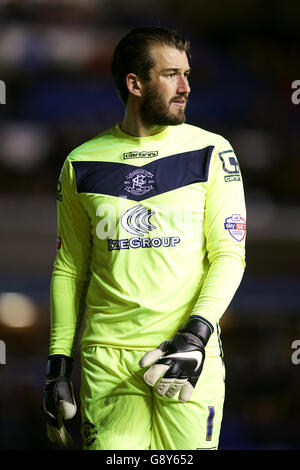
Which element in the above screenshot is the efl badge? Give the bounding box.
[224,214,246,242]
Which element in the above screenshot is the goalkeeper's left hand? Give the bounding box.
[139,316,213,402]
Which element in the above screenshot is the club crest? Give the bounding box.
[124,168,155,196]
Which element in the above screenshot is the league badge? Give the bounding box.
[224,214,246,242]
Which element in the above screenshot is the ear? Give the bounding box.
[126,73,143,98]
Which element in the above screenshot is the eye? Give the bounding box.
[165,73,176,78]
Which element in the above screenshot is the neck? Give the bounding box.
[120,101,166,137]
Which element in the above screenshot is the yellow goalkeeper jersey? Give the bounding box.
[49,122,246,358]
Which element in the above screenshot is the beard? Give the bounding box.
[140,84,188,127]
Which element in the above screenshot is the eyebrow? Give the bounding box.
[161,67,191,74]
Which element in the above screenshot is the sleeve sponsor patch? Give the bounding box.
[224,214,246,242]
[218,150,241,182]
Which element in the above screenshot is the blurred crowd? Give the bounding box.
[0,0,300,450]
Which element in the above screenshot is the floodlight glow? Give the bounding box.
[0,292,37,328]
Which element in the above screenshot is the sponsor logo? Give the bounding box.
[108,204,181,251]
[108,236,180,251]
[219,150,241,182]
[224,214,246,242]
[124,168,155,196]
[123,150,158,160]
[121,204,156,237]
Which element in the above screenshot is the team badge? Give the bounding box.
[124,168,155,196]
[224,214,246,242]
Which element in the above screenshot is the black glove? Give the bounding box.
[43,354,77,447]
[139,316,212,402]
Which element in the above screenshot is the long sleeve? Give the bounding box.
[49,157,92,357]
[191,139,246,327]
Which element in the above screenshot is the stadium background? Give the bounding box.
[0,0,300,450]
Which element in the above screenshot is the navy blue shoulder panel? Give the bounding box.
[71,146,214,201]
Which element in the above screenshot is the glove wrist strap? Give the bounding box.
[179,315,213,346]
[46,354,73,379]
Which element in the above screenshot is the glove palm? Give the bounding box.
[139,316,212,402]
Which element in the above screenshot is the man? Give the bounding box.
[43,26,246,450]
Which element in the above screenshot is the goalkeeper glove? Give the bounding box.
[139,316,213,402]
[43,354,77,447]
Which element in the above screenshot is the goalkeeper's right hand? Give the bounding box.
[43,354,77,448]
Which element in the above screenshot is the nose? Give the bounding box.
[177,75,191,95]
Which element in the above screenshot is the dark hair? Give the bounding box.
[111,26,190,104]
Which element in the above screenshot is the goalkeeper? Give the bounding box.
[43,26,246,450]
